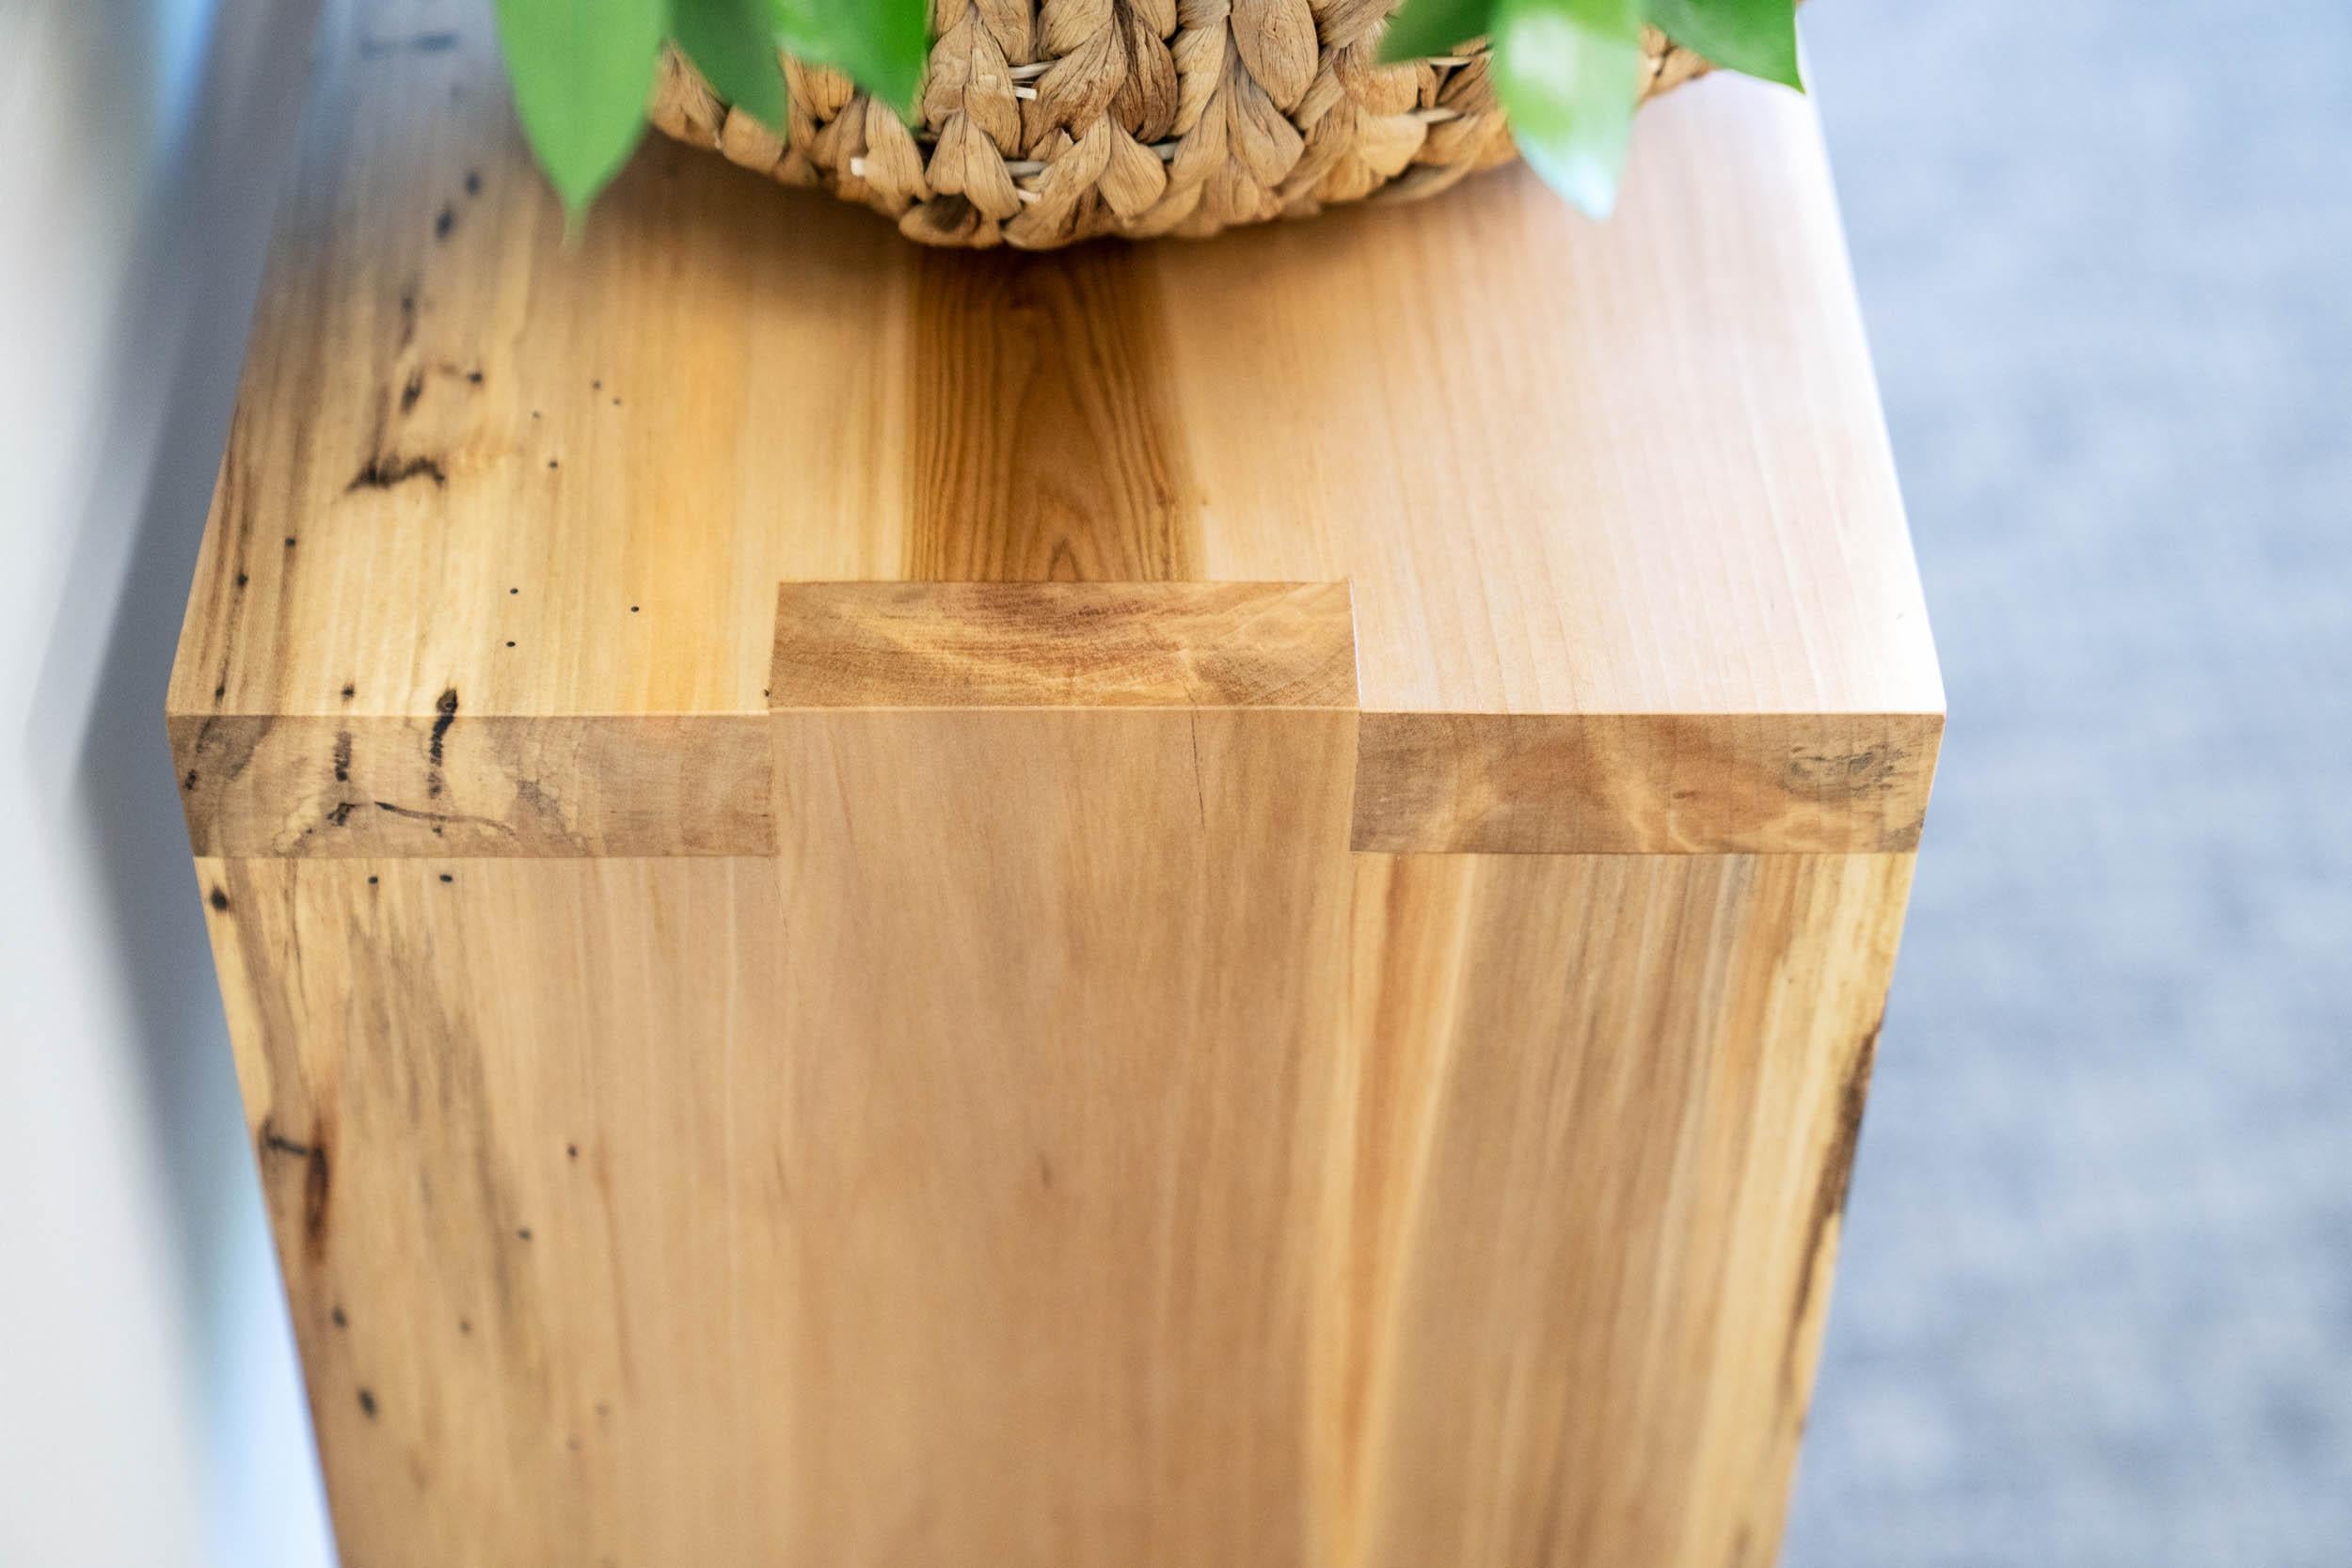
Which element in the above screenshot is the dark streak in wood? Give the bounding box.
[1780,1014,1883,1396]
[301,1137,334,1262]
[260,1117,333,1263]
[374,799,515,836]
[905,246,1199,584]
[1786,742,1908,799]
[261,1123,313,1160]
[347,454,447,491]
[426,688,457,797]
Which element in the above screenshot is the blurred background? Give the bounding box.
[1787,4,2352,1564]
[2,2,329,1566]
[2,1,2344,1565]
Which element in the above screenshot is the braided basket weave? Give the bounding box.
[645,4,1711,248]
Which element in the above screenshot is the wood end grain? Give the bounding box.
[171,713,773,858]
[1352,711,1944,855]
[770,582,1359,710]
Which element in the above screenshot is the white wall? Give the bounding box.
[0,2,332,1562]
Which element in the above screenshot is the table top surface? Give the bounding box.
[170,0,1939,739]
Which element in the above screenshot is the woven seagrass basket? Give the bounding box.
[645,4,1711,249]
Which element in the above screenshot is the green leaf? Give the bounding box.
[675,0,790,132]
[492,0,666,214]
[1378,0,1497,65]
[1490,0,1644,219]
[1641,0,1802,89]
[769,0,929,120]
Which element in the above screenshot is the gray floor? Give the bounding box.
[1783,4,2352,1564]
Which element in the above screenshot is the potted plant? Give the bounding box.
[496,0,1801,246]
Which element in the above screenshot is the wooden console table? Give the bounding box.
[173,3,1940,1562]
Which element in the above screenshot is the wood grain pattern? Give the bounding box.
[167,0,1940,857]
[1336,852,1911,1568]
[905,248,1201,582]
[764,697,1358,1561]
[197,845,1910,1568]
[1354,710,1943,854]
[771,581,1357,709]
[763,585,1358,1568]
[172,713,772,857]
[202,857,793,1568]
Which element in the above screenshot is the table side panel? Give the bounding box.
[200,843,1912,1568]
[1341,850,1914,1568]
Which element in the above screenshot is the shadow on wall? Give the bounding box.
[16,0,333,1563]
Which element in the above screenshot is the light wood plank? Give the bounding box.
[199,844,1910,1568]
[167,0,1939,857]
[1336,851,1912,1568]
[202,856,794,1567]
[760,576,1360,1559]
[764,704,1358,1560]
